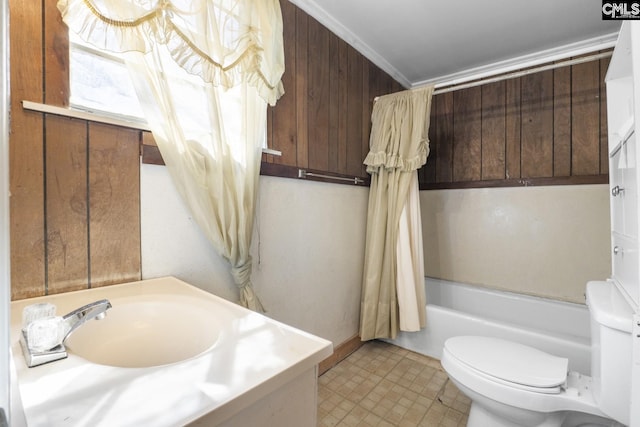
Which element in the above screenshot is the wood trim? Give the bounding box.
[143,155,606,190]
[259,162,300,179]
[420,174,608,190]
[318,335,363,376]
[141,133,164,166]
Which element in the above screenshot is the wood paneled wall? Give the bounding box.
[9,0,141,300]
[420,54,611,189]
[9,0,401,299]
[262,0,403,182]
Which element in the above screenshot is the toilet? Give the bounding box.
[441,280,633,427]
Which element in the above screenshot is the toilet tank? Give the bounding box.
[586,280,633,426]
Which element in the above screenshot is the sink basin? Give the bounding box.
[64,295,221,368]
[11,277,334,427]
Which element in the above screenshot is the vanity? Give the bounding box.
[606,21,640,426]
[9,277,333,426]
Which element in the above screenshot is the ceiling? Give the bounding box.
[289,0,622,88]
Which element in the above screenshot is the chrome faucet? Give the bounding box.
[20,299,112,368]
[61,299,113,341]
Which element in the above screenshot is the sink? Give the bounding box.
[64,295,221,368]
[11,277,333,427]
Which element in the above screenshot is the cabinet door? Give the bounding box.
[610,133,638,237]
[612,232,639,303]
[623,133,638,238]
[610,132,640,306]
[611,146,625,234]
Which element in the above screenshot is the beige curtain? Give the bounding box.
[360,85,433,340]
[396,173,426,331]
[58,0,285,311]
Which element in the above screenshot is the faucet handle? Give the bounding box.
[23,316,65,352]
[21,302,56,328]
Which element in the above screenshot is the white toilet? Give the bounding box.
[441,280,633,427]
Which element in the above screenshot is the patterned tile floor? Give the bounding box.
[318,340,471,427]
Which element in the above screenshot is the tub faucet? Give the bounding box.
[20,299,112,368]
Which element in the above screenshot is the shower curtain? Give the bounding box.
[360,85,433,340]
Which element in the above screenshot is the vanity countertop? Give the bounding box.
[10,277,333,426]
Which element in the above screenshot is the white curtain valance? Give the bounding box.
[363,86,432,173]
[57,0,285,105]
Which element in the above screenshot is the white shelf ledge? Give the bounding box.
[22,100,282,157]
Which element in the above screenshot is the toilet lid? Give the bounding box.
[444,336,569,389]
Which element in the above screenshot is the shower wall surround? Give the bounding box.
[421,185,611,303]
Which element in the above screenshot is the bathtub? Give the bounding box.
[386,277,592,374]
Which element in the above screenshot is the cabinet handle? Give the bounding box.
[612,185,625,197]
[614,246,622,255]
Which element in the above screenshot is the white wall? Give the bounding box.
[421,185,611,303]
[141,165,368,346]
[142,160,611,345]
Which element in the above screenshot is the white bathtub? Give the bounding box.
[386,277,592,374]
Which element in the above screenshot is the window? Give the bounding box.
[69,32,269,152]
[69,32,145,123]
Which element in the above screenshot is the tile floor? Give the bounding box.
[318,340,471,427]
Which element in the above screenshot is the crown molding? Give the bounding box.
[413,32,620,89]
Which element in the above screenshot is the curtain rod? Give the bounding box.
[431,51,612,95]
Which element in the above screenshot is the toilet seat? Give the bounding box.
[444,336,569,394]
[442,335,611,419]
